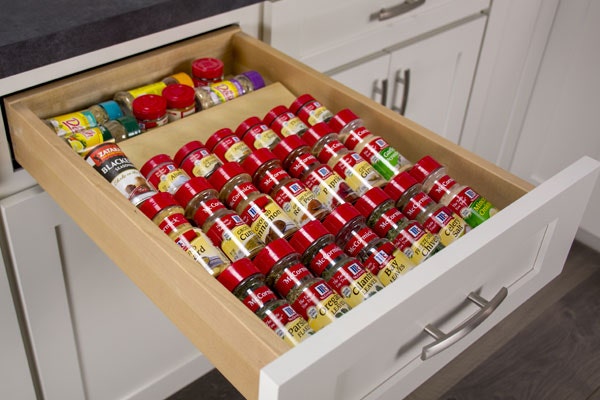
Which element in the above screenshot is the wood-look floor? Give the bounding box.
[167,241,600,400]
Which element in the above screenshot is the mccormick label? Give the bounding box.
[326,260,382,308]
[343,227,380,257]
[183,149,221,179]
[274,112,308,137]
[273,180,324,226]
[359,138,409,180]
[174,228,228,276]
[213,136,251,163]
[226,181,258,209]
[391,221,442,264]
[361,241,413,286]
[324,146,383,196]
[262,303,314,346]
[240,195,297,243]
[146,164,189,194]
[303,164,354,209]
[420,207,467,247]
[257,167,289,194]
[299,101,333,125]
[206,213,263,261]
[244,124,280,150]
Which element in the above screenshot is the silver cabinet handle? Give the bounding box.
[421,287,508,360]
[375,0,426,21]
[391,69,410,115]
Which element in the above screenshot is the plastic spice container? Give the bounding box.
[103,115,143,142]
[254,239,350,331]
[207,162,298,243]
[303,122,386,196]
[114,72,193,113]
[66,126,114,156]
[289,94,333,126]
[385,171,468,247]
[235,116,281,151]
[162,84,196,121]
[329,109,411,180]
[140,154,191,195]
[263,105,309,138]
[132,94,169,131]
[174,176,219,219]
[194,70,265,110]
[272,134,359,209]
[217,258,314,346]
[409,156,499,228]
[241,148,329,226]
[354,187,443,265]
[322,203,415,286]
[191,57,224,87]
[173,140,223,179]
[290,221,383,308]
[206,128,253,164]
[46,100,123,137]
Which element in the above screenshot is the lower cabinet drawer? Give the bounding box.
[5,25,599,400]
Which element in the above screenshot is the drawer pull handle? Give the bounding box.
[376,0,426,21]
[421,287,508,360]
[391,69,410,115]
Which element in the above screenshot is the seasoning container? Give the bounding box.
[207,162,298,243]
[85,142,156,206]
[174,176,218,220]
[409,156,499,228]
[102,115,143,142]
[385,171,468,247]
[235,116,281,151]
[206,128,253,164]
[139,191,229,276]
[289,94,333,126]
[263,105,309,138]
[322,203,415,286]
[254,239,351,331]
[141,154,191,195]
[46,100,123,137]
[354,187,444,265]
[132,94,169,132]
[194,70,265,110]
[303,122,386,196]
[162,84,196,122]
[173,140,223,180]
[241,148,329,227]
[114,72,194,113]
[218,258,314,346]
[191,57,224,87]
[290,221,383,308]
[272,134,359,209]
[66,126,114,156]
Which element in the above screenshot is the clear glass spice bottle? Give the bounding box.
[289,94,334,126]
[303,122,387,196]
[289,220,383,308]
[263,105,309,138]
[140,153,191,195]
[254,238,351,331]
[322,203,415,286]
[217,258,314,346]
[194,70,265,111]
[385,171,468,247]
[102,115,143,142]
[191,57,224,87]
[409,156,499,228]
[241,148,329,226]
[206,127,253,164]
[354,187,444,265]
[114,72,194,113]
[132,94,169,132]
[207,162,298,243]
[272,134,359,209]
[162,83,196,121]
[173,140,223,180]
[235,116,281,151]
[46,100,124,137]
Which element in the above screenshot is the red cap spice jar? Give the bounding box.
[132,94,169,131]
[173,140,223,180]
[385,171,468,247]
[263,105,309,138]
[173,176,218,220]
[322,203,415,285]
[191,57,224,87]
[235,116,281,151]
[218,258,314,346]
[289,221,382,308]
[354,187,443,265]
[289,94,333,126]
[162,83,196,122]
[254,238,350,331]
[206,127,252,163]
[409,155,498,228]
[140,153,191,195]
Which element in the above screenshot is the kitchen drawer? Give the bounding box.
[4,25,599,400]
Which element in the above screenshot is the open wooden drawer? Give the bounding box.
[5,25,599,400]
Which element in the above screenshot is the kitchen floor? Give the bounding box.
[167,241,600,400]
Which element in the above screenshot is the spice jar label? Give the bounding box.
[334,153,382,196]
[292,281,350,331]
[208,80,244,103]
[250,126,280,150]
[128,82,167,99]
[48,110,98,136]
[240,195,297,243]
[422,208,466,247]
[304,166,354,210]
[243,285,279,312]
[154,168,189,194]
[273,181,325,226]
[328,261,382,308]
[304,103,333,126]
[175,229,229,276]
[223,141,252,163]
[263,304,314,346]
[344,227,380,257]
[391,221,441,264]
[206,214,264,261]
[191,153,222,178]
[279,115,308,137]
[360,138,405,180]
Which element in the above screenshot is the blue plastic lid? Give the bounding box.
[99,100,124,120]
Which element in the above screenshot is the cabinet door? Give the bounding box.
[329,53,391,105]
[0,187,212,400]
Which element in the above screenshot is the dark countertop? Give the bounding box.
[0,0,262,79]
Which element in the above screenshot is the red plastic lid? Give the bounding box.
[132,94,167,120]
[205,128,235,152]
[321,203,363,235]
[353,187,394,218]
[173,140,206,167]
[302,122,334,148]
[288,220,332,255]
[191,57,224,79]
[140,153,175,178]
[138,191,180,219]
[234,116,263,139]
[263,105,289,127]
[162,84,195,108]
[271,134,309,162]
[253,238,297,275]
[409,155,443,183]
[384,171,419,202]
[173,176,215,208]
[328,108,360,133]
[289,94,315,115]
[217,258,259,292]
[207,162,248,192]
[240,148,279,177]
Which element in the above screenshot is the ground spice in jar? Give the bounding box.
[191,57,224,87]
[162,83,196,121]
[140,154,191,195]
[263,105,309,138]
[173,140,223,180]
[102,115,143,142]
[217,258,314,346]
[114,72,193,113]
[46,100,123,137]
[289,94,333,126]
[235,116,281,151]
[132,94,169,131]
[206,128,253,164]
[290,220,383,308]
[254,238,351,331]
[194,71,265,110]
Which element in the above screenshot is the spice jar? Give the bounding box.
[46,100,123,137]
[409,156,499,228]
[272,134,359,209]
[140,154,191,195]
[290,221,383,308]
[132,94,169,131]
[235,116,281,151]
[385,171,468,247]
[289,94,333,126]
[194,70,265,110]
[173,140,223,180]
[113,72,193,113]
[241,148,329,226]
[102,115,143,142]
[217,258,314,346]
[354,187,444,265]
[174,176,219,220]
[191,57,224,87]
[66,126,114,156]
[263,105,309,138]
[162,84,196,121]
[254,239,350,331]
[207,162,298,243]
[206,128,253,164]
[322,203,415,286]
[303,122,386,196]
